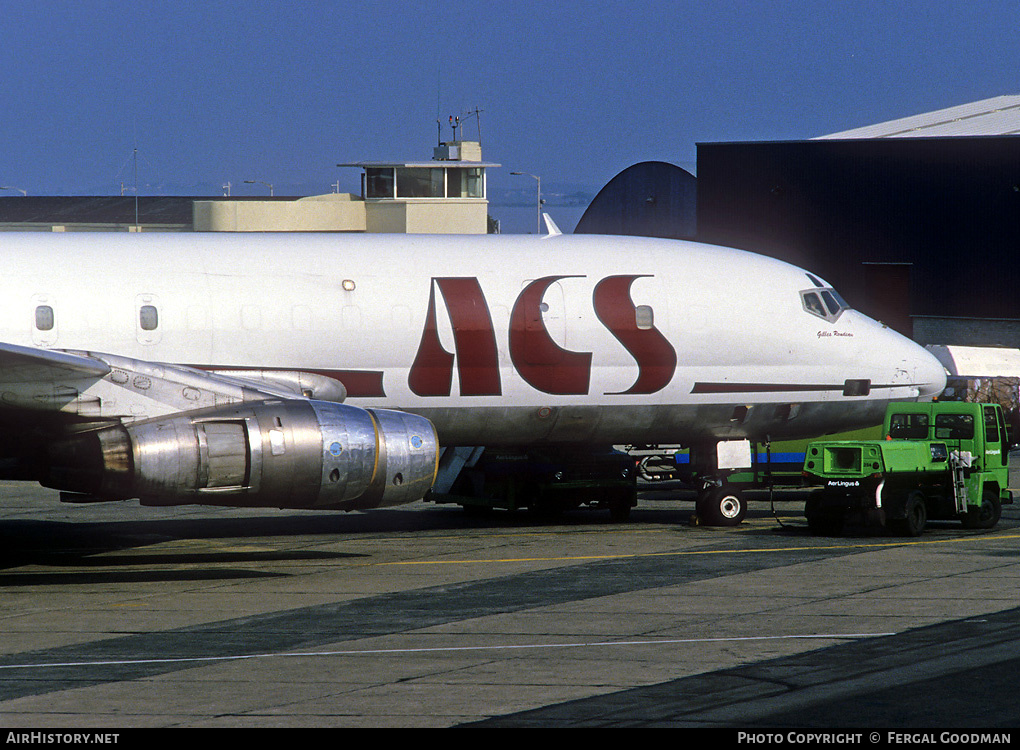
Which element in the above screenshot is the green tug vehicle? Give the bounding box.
[802,401,1012,536]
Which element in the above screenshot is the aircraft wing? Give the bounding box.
[0,341,112,383]
[0,341,355,423]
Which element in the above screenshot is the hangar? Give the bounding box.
[573,161,697,239]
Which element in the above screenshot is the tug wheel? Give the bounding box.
[890,491,927,537]
[805,492,844,536]
[962,489,1001,530]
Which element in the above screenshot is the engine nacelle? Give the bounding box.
[43,400,438,510]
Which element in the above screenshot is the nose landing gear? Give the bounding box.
[695,483,747,526]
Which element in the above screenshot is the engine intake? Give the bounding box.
[43,400,438,510]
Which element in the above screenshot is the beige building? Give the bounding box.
[194,140,498,234]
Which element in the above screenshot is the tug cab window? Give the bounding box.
[935,414,974,440]
[984,406,1004,444]
[889,413,929,439]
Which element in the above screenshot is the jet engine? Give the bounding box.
[42,400,438,510]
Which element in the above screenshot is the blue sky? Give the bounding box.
[1,1,1017,230]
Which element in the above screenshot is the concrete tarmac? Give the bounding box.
[1,481,1019,728]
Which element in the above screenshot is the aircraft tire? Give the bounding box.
[697,486,746,526]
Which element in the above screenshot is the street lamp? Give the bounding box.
[510,171,541,234]
[244,179,274,196]
[0,186,27,196]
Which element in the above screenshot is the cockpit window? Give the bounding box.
[803,292,825,317]
[820,291,841,316]
[800,283,849,323]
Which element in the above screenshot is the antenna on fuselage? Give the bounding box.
[542,213,562,237]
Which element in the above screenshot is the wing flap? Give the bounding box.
[205,369,347,402]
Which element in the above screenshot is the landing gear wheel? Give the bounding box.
[889,491,927,537]
[697,485,747,527]
[962,489,1002,530]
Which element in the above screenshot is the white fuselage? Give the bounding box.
[0,232,945,446]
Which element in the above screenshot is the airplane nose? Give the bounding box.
[850,312,947,399]
[918,348,947,397]
[910,342,948,398]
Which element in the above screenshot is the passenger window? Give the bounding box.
[35,305,54,331]
[139,305,158,331]
[635,305,653,330]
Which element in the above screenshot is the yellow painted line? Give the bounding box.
[343,528,673,544]
[371,531,1020,567]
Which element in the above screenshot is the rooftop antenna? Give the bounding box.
[130,117,139,230]
[115,136,157,230]
[133,145,139,230]
[461,106,484,144]
[436,59,443,146]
